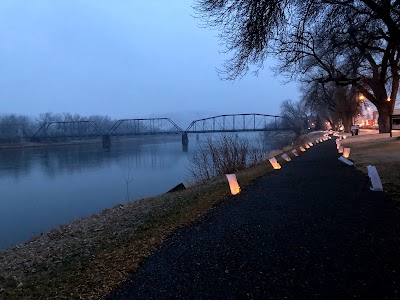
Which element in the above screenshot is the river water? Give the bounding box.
[0,136,193,249]
[0,133,287,249]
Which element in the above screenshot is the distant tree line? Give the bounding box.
[195,0,400,133]
[0,113,183,143]
[0,113,116,143]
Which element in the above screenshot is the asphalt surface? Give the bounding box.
[106,138,400,299]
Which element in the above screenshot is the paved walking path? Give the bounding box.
[107,139,400,299]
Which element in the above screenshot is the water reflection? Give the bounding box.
[0,137,189,249]
[0,138,185,179]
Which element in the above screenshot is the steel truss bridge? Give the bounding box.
[31,121,104,141]
[106,118,182,136]
[1,114,292,146]
[185,114,287,133]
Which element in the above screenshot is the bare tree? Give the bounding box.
[195,0,400,132]
[301,81,361,132]
[280,99,310,136]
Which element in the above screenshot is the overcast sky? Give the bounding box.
[0,0,299,124]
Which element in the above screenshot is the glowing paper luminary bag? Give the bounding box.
[343,148,351,158]
[308,142,313,147]
[269,157,282,169]
[281,153,291,162]
[300,146,306,152]
[291,149,299,157]
[305,144,310,149]
[338,146,344,153]
[226,174,240,195]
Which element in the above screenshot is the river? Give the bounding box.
[0,133,287,249]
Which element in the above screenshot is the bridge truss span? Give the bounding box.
[31,121,104,140]
[185,113,289,133]
[106,118,183,136]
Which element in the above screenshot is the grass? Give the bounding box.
[341,130,400,203]
[0,145,299,300]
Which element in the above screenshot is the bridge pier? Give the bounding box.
[182,132,189,152]
[102,135,111,148]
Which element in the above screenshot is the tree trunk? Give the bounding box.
[377,103,392,133]
[342,116,352,133]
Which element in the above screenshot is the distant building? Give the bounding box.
[360,108,400,128]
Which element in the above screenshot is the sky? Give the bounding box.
[0,0,299,126]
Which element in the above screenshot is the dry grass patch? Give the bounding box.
[341,132,400,202]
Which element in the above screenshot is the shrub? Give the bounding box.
[188,134,266,181]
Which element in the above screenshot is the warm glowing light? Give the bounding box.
[226,174,240,195]
[387,97,391,102]
[308,142,313,146]
[269,157,282,169]
[358,95,365,101]
[281,153,291,162]
[305,144,310,149]
[300,147,306,152]
[343,148,351,158]
[338,146,344,153]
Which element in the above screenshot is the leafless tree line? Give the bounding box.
[0,112,116,142]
